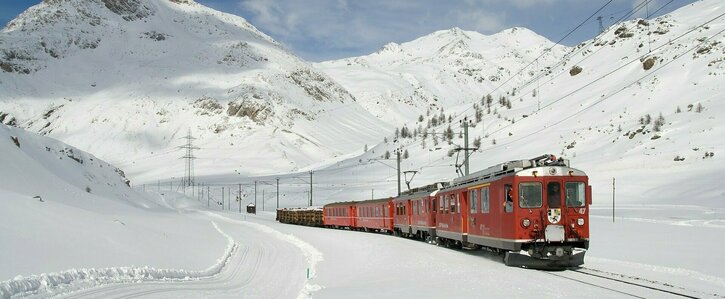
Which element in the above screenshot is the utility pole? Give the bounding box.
[463,117,470,175]
[207,186,210,207]
[238,183,242,213]
[457,117,476,176]
[612,177,616,223]
[597,15,604,33]
[254,181,257,208]
[276,178,280,210]
[179,128,199,187]
[396,148,401,196]
[309,171,313,207]
[222,186,225,210]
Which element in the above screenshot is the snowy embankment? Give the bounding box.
[0,222,236,298]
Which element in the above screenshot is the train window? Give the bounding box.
[470,189,478,213]
[413,201,418,215]
[547,182,562,208]
[482,187,490,213]
[450,195,457,214]
[519,182,543,208]
[565,182,586,207]
[504,184,513,213]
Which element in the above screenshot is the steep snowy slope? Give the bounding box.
[0,0,387,182]
[0,123,228,283]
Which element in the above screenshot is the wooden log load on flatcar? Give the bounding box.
[276,208,323,227]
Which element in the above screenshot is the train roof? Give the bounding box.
[323,197,392,208]
[442,154,585,190]
[395,182,447,201]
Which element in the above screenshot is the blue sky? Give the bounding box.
[1,0,696,61]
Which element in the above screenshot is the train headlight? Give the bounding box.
[577,218,585,226]
[522,218,531,227]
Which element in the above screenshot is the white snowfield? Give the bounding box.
[4,208,724,298]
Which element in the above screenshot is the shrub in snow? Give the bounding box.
[643,57,657,70]
[569,66,582,76]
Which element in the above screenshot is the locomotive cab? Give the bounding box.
[505,161,591,269]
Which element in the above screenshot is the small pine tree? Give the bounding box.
[384,137,388,143]
[418,114,424,122]
[675,106,681,113]
[653,113,665,132]
[364,144,368,152]
[445,125,454,142]
[403,149,409,159]
[617,125,622,132]
[433,131,439,146]
[473,137,481,149]
[492,138,497,145]
[384,150,391,159]
[696,103,704,113]
[395,128,400,139]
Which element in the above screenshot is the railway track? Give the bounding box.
[542,267,723,298]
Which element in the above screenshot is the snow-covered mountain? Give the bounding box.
[317,26,569,121]
[307,0,725,207]
[0,0,387,182]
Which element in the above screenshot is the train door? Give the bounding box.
[351,205,357,228]
[500,183,515,239]
[460,191,469,235]
[545,180,563,226]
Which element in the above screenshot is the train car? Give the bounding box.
[436,154,591,268]
[323,201,356,229]
[392,183,446,241]
[354,198,394,233]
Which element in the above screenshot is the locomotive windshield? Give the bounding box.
[565,182,586,207]
[518,182,542,208]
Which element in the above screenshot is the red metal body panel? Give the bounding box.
[393,193,436,236]
[353,198,394,232]
[436,167,590,252]
[323,202,355,228]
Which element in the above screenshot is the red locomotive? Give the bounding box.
[319,154,591,269]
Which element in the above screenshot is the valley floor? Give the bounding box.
[3,194,724,298]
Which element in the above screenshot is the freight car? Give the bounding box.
[276,208,323,227]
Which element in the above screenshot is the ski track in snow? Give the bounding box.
[0,222,236,298]
[9,211,325,299]
[202,211,325,299]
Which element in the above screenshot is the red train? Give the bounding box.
[320,154,591,269]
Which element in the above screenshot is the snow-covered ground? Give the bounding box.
[6,206,721,298]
